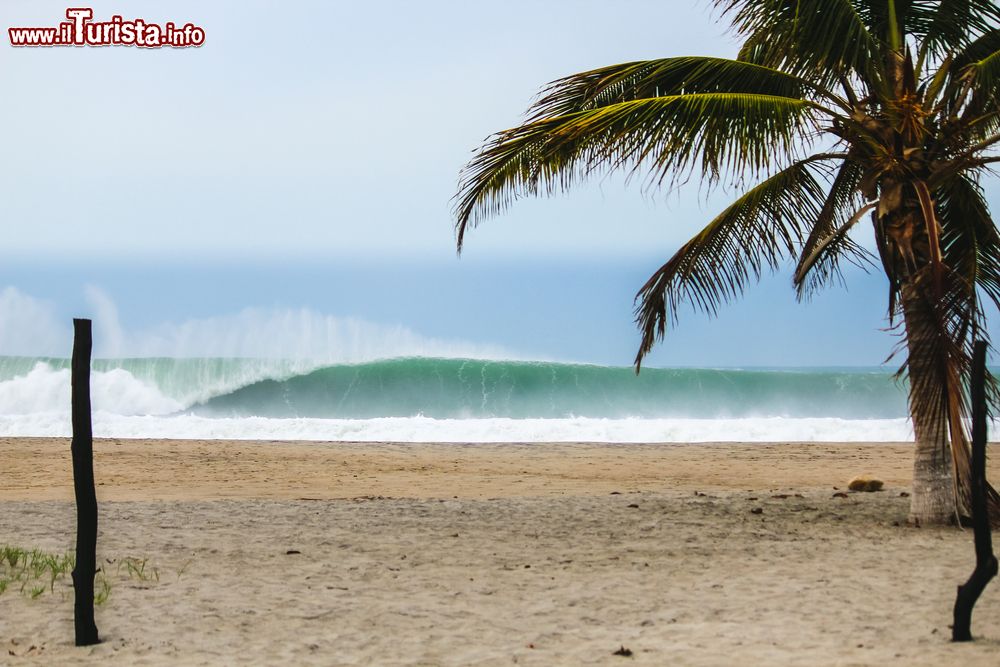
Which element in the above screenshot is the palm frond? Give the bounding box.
[937,171,1000,309]
[960,44,1000,123]
[633,158,832,367]
[852,0,1000,58]
[953,27,1000,67]
[938,29,1000,117]
[911,0,1000,57]
[717,0,881,85]
[455,93,818,249]
[793,157,876,297]
[966,46,1000,87]
[794,204,878,294]
[895,263,973,446]
[851,0,907,49]
[527,57,831,122]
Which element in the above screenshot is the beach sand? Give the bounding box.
[2,438,999,665]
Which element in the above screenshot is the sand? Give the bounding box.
[2,438,999,666]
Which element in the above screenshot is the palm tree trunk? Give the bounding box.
[901,283,958,526]
[908,401,957,525]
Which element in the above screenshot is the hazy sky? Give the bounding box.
[1,1,996,366]
[1,0,741,260]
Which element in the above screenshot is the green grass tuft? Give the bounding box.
[1,545,161,604]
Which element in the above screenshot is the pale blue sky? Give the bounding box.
[0,0,741,260]
[0,1,996,366]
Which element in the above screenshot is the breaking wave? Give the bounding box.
[0,356,927,442]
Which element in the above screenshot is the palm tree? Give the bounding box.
[454,0,1000,526]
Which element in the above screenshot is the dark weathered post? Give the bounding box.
[71,318,100,646]
[952,340,998,642]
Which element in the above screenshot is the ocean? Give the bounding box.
[0,356,927,442]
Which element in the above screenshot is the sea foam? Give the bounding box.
[0,362,181,416]
[0,413,919,442]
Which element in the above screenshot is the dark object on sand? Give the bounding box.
[952,341,998,642]
[847,476,884,492]
[750,507,763,515]
[612,645,633,657]
[71,319,100,647]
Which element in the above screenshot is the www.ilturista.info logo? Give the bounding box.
[8,8,205,48]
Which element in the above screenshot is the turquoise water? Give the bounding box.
[192,358,907,419]
[0,356,908,420]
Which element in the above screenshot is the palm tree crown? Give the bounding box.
[454,0,1000,525]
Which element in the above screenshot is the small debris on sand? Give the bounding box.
[750,507,763,514]
[612,645,633,657]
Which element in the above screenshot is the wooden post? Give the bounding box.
[71,318,100,646]
[952,340,998,642]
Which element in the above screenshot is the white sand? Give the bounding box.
[2,438,999,666]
